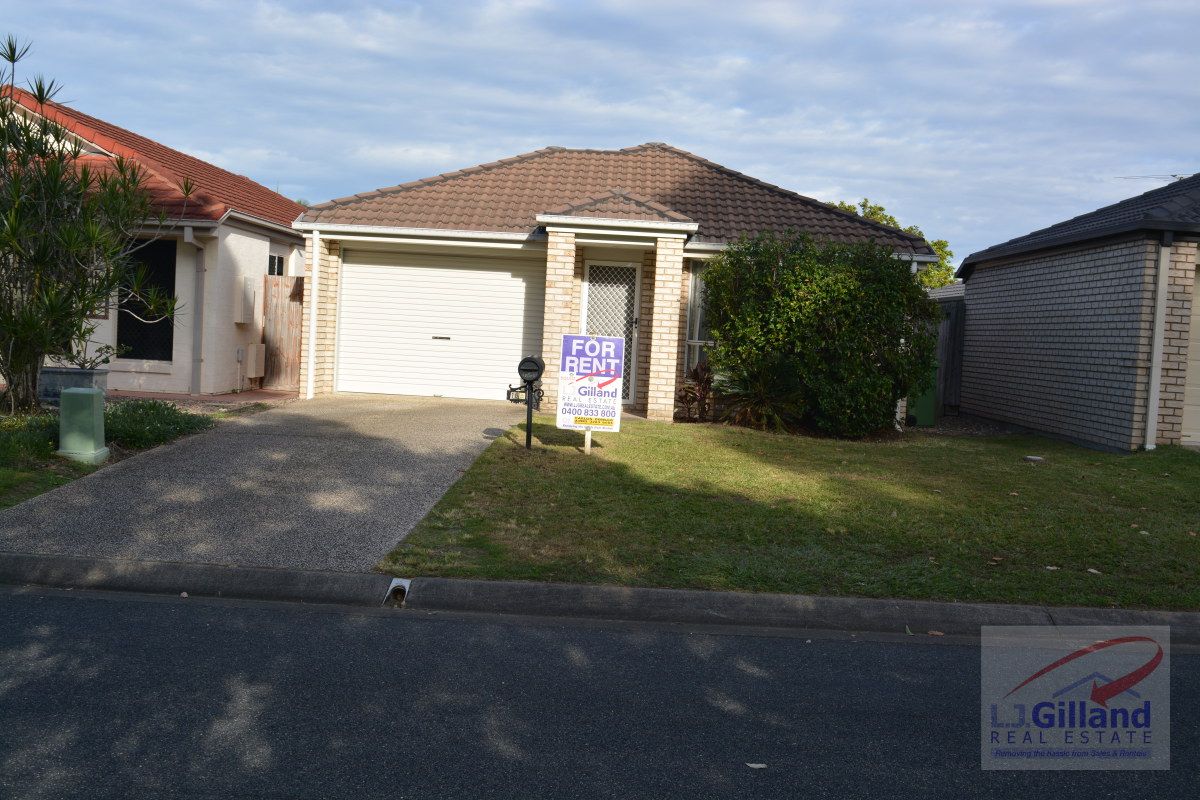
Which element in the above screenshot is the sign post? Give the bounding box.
[556,334,623,454]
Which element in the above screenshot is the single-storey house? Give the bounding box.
[957,174,1200,451]
[10,88,307,394]
[293,143,936,419]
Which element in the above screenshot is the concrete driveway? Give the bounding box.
[0,396,521,571]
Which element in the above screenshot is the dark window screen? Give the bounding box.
[118,239,176,361]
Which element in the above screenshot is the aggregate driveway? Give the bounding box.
[0,395,521,571]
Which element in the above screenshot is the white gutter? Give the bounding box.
[320,233,542,251]
[294,222,540,241]
[183,226,209,395]
[1144,234,1173,450]
[304,229,321,400]
[535,213,699,234]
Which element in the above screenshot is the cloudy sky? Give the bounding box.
[6,1,1198,260]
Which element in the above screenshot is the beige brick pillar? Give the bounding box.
[540,230,578,413]
[646,237,685,421]
[298,235,341,397]
[1156,240,1197,445]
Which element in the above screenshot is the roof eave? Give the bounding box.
[957,219,1200,279]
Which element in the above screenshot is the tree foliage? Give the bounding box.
[833,198,955,288]
[703,230,941,437]
[0,37,187,412]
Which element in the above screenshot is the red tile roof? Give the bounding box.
[301,143,932,254]
[8,86,303,229]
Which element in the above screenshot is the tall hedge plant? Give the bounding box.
[703,230,941,437]
[0,37,187,412]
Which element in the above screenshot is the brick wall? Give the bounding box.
[539,231,578,413]
[298,236,341,396]
[1156,240,1198,445]
[961,237,1157,451]
[646,237,684,421]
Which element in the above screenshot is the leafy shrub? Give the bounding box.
[104,399,213,449]
[675,362,715,422]
[715,356,806,432]
[703,231,940,437]
[0,413,58,463]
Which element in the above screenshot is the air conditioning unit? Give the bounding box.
[244,343,266,379]
[233,276,256,324]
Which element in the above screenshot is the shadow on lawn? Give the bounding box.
[415,416,1200,610]
[515,422,600,452]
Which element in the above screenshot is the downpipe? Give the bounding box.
[185,226,207,395]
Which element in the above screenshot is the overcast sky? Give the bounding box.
[6,0,1198,261]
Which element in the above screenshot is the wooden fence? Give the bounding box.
[263,276,304,390]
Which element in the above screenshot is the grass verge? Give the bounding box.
[382,416,1200,610]
[0,399,215,508]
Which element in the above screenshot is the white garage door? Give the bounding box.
[336,250,545,400]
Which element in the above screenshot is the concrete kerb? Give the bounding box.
[0,552,397,607]
[403,577,1200,643]
[2,554,1197,641]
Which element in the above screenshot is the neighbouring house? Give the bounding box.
[10,88,307,394]
[293,143,936,419]
[957,174,1200,451]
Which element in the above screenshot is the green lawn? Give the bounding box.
[0,461,92,510]
[382,417,1200,610]
[0,399,215,508]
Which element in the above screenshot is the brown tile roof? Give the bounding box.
[544,189,695,224]
[301,143,932,254]
[8,86,304,229]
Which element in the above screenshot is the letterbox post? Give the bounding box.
[516,355,545,450]
[525,379,534,449]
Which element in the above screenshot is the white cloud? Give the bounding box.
[5,0,1198,259]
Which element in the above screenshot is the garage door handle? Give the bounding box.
[432,336,450,340]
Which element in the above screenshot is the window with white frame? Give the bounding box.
[684,261,713,370]
[268,254,286,276]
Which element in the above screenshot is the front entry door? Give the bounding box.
[583,263,639,403]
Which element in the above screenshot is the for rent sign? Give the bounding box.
[556,334,623,433]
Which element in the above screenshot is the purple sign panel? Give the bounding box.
[556,334,624,432]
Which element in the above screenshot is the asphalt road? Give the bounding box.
[0,587,1195,799]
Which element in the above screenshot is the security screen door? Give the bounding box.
[583,263,638,402]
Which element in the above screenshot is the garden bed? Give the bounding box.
[0,400,216,508]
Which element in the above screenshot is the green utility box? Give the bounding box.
[57,388,109,465]
[909,364,939,427]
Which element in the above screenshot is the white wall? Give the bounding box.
[202,225,266,394]
[81,226,302,395]
[93,238,197,393]
[200,224,304,394]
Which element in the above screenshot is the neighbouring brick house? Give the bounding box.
[293,143,934,419]
[957,174,1200,451]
